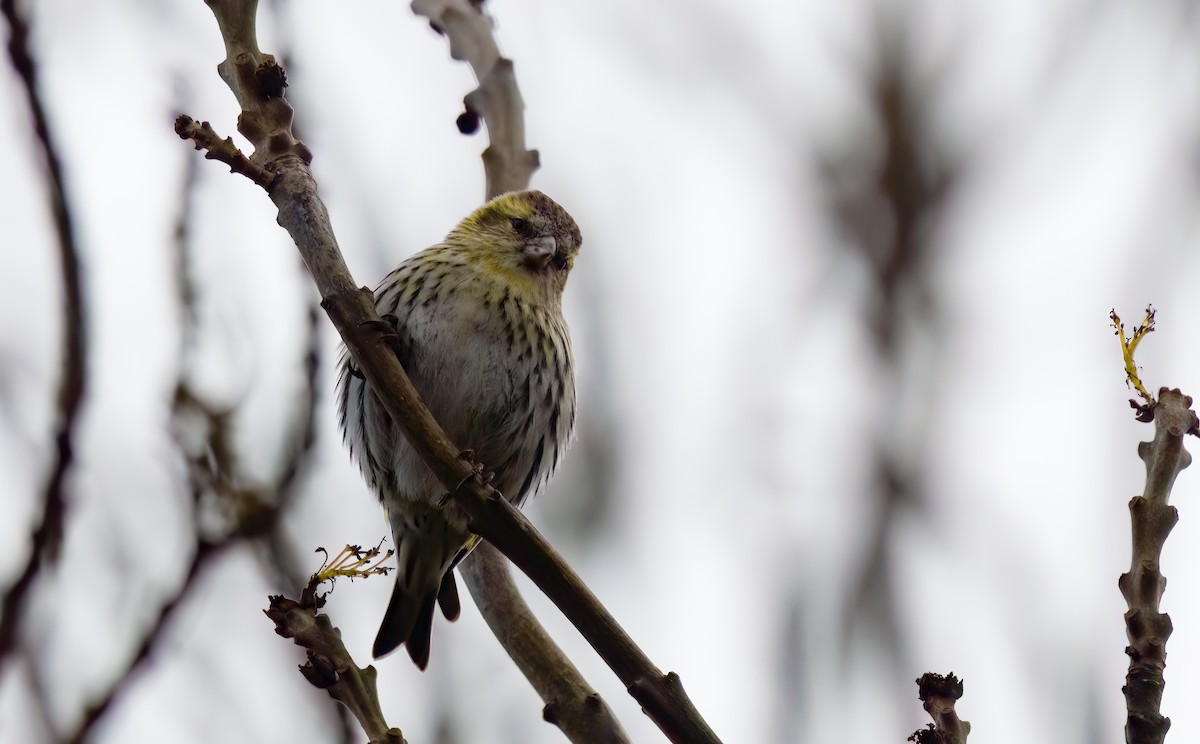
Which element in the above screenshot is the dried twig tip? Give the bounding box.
[909,672,970,744]
[1111,305,1158,411]
[314,541,394,585]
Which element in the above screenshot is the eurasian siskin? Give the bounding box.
[337,190,581,669]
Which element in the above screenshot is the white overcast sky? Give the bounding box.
[3,1,1200,743]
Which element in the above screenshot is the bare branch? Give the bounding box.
[411,0,539,196]
[1120,388,1197,744]
[183,2,721,741]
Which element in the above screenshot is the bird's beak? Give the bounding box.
[522,236,557,267]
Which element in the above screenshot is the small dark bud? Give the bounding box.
[429,20,445,35]
[256,62,288,99]
[456,110,481,135]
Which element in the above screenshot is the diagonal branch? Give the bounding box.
[180,2,721,741]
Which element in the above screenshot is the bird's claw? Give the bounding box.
[360,317,400,341]
[359,315,410,365]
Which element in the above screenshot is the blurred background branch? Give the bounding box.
[0,0,87,672]
[818,9,955,720]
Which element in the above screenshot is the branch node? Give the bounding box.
[300,652,340,689]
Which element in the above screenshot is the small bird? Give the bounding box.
[337,190,581,669]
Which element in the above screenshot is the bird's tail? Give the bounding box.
[374,509,470,669]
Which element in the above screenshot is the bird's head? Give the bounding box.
[448,190,582,302]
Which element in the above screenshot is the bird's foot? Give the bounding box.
[453,450,494,490]
[358,314,411,367]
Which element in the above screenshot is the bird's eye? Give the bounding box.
[510,217,531,235]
